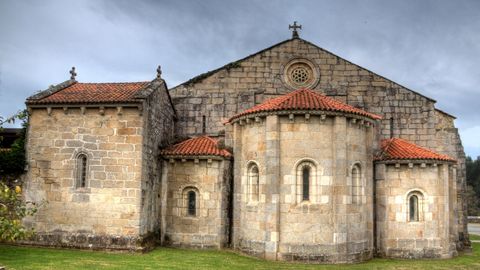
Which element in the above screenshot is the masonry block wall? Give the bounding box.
[375,162,458,258]
[232,112,376,263]
[139,80,176,236]
[23,79,175,250]
[170,38,467,249]
[23,106,145,249]
[163,159,231,248]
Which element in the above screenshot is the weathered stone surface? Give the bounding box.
[232,113,375,262]
[163,159,231,249]
[23,79,175,250]
[375,162,458,259]
[22,36,467,263]
[171,37,468,255]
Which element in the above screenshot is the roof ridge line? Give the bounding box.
[78,81,150,85]
[26,79,77,101]
[172,38,295,89]
[298,38,437,104]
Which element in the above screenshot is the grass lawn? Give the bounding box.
[0,243,479,270]
[470,234,480,241]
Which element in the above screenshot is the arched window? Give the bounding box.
[248,164,259,202]
[302,166,310,201]
[187,191,196,216]
[295,160,318,203]
[351,165,361,204]
[407,191,424,222]
[409,195,419,222]
[76,153,88,188]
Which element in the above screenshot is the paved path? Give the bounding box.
[469,223,480,242]
[469,223,480,235]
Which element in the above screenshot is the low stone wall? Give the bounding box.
[17,231,149,251]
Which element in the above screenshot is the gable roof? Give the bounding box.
[161,136,231,158]
[377,138,456,162]
[228,88,382,123]
[26,81,150,105]
[172,37,436,104]
[177,39,293,87]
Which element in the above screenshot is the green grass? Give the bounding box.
[470,234,480,241]
[0,243,479,270]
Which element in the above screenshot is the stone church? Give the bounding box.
[22,25,470,263]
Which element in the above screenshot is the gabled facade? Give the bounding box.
[23,75,176,249]
[22,34,469,263]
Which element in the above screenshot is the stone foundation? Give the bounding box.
[19,231,145,251]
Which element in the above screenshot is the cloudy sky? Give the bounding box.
[0,0,479,157]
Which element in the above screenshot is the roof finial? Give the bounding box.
[289,21,302,38]
[156,65,162,79]
[69,66,77,80]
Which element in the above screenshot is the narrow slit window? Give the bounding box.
[76,154,87,188]
[202,115,206,134]
[409,195,419,222]
[352,165,361,204]
[187,191,196,216]
[248,165,259,201]
[302,166,310,201]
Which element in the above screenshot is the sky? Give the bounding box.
[0,0,479,157]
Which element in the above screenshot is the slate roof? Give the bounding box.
[27,82,149,105]
[228,88,382,123]
[377,138,456,162]
[161,136,231,158]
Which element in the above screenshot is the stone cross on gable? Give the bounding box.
[157,65,162,79]
[289,21,302,38]
[69,67,77,80]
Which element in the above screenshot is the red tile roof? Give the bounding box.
[377,138,456,162]
[228,88,382,123]
[28,82,149,104]
[161,136,231,158]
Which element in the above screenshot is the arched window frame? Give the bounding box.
[75,152,89,189]
[406,190,424,222]
[246,162,260,203]
[294,159,320,204]
[183,187,199,217]
[350,163,362,204]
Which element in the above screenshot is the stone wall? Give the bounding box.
[139,80,176,237]
[171,37,467,249]
[22,78,176,250]
[163,158,231,249]
[232,113,375,262]
[434,110,469,249]
[171,38,436,148]
[23,106,145,250]
[375,162,458,258]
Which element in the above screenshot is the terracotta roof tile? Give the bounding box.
[161,136,231,158]
[377,138,456,162]
[28,82,149,104]
[228,88,382,122]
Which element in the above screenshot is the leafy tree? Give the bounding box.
[466,156,480,216]
[0,110,28,177]
[466,185,480,216]
[0,110,40,241]
[0,182,37,241]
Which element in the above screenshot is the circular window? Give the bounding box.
[282,59,319,89]
[291,66,310,84]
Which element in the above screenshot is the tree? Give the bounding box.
[0,110,27,177]
[0,110,39,241]
[0,182,37,241]
[466,156,480,216]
